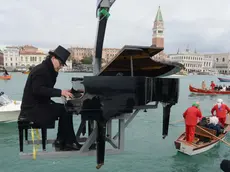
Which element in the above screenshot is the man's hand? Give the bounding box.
[61,90,74,99]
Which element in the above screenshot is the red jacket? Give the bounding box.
[211,104,230,118]
[183,106,203,126]
[210,83,215,90]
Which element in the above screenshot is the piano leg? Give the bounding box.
[162,103,173,139]
[96,120,106,169]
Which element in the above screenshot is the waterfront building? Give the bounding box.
[207,53,230,74]
[0,50,3,66]
[168,48,204,73]
[18,45,47,69]
[3,46,20,69]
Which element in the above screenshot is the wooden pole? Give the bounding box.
[196,125,230,147]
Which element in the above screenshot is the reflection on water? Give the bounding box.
[170,147,222,172]
[188,93,217,98]
[188,93,230,105]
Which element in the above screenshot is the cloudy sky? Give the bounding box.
[0,0,230,54]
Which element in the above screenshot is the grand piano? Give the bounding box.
[17,0,183,169]
[64,45,181,169]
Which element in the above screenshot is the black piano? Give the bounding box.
[63,45,181,169]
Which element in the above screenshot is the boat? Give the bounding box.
[0,92,21,122]
[174,117,230,156]
[0,75,12,80]
[218,77,230,82]
[189,85,230,95]
[22,71,29,74]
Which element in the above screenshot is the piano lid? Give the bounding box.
[98,45,184,77]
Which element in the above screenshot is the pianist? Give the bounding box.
[19,45,82,151]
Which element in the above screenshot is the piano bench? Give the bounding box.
[17,117,55,152]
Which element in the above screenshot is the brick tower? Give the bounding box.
[152,6,164,48]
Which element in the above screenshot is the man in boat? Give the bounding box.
[211,98,230,127]
[206,116,224,136]
[201,80,206,90]
[210,81,216,90]
[183,102,203,143]
[3,68,9,76]
[221,85,227,91]
[19,45,82,151]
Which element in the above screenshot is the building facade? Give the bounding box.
[101,48,120,67]
[0,50,3,66]
[69,47,120,67]
[18,45,47,69]
[209,53,230,74]
[68,47,93,63]
[168,48,204,72]
[3,46,20,69]
[203,54,213,73]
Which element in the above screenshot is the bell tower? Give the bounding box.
[152,6,164,48]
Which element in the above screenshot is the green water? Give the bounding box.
[0,73,229,172]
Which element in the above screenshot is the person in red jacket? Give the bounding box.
[210,81,216,90]
[211,98,230,127]
[183,102,203,143]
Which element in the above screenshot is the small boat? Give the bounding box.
[0,92,21,123]
[22,71,30,74]
[0,75,11,80]
[189,85,230,95]
[174,122,230,156]
[218,77,230,82]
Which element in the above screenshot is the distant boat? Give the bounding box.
[189,85,230,95]
[22,71,30,74]
[218,77,230,82]
[0,75,11,80]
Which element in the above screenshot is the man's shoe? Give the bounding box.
[63,143,82,151]
[53,140,65,151]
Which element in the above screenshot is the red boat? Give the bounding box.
[189,85,230,94]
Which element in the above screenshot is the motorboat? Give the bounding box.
[0,92,21,123]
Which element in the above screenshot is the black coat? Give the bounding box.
[20,58,62,126]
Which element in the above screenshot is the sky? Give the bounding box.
[0,0,230,54]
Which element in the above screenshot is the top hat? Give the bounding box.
[48,45,70,66]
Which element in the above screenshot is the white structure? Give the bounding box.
[19,45,72,71]
[168,48,204,73]
[18,45,47,70]
[208,53,230,74]
[202,54,213,73]
[19,52,47,68]
[3,46,20,68]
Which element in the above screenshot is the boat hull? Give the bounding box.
[218,77,230,82]
[174,123,230,156]
[189,85,230,94]
[22,71,30,74]
[0,100,21,123]
[174,133,225,156]
[0,111,20,123]
[0,75,11,80]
